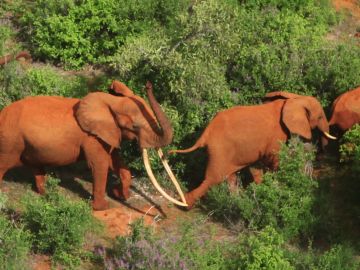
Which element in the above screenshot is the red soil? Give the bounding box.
[333,0,360,19]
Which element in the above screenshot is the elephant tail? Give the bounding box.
[168,130,208,155]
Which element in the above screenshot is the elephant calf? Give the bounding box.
[170,91,336,209]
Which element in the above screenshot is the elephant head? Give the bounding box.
[75,80,187,207]
[76,80,172,149]
[264,91,336,148]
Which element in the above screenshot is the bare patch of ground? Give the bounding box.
[328,0,360,41]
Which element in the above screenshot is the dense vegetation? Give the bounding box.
[0,0,359,269]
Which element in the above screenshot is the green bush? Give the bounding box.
[205,137,318,239]
[227,226,293,270]
[0,192,31,270]
[21,177,97,268]
[339,124,360,164]
[97,218,227,270]
[15,0,189,69]
[0,64,88,109]
[288,244,359,270]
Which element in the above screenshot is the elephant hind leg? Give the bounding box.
[185,160,245,209]
[110,151,132,200]
[31,167,46,194]
[226,173,238,192]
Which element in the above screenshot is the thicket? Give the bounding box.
[205,138,318,239]
[21,178,99,268]
[0,193,31,270]
[95,217,359,270]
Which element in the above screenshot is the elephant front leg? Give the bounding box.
[110,151,132,200]
[83,138,111,211]
[91,165,110,211]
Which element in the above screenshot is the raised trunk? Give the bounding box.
[145,82,173,147]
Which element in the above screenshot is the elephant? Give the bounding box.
[169,91,336,209]
[0,80,187,210]
[0,51,32,66]
[329,86,360,135]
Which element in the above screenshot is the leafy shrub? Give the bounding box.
[21,177,97,268]
[205,137,318,239]
[288,244,360,270]
[0,215,31,270]
[0,191,7,211]
[227,226,293,270]
[0,26,13,55]
[339,124,360,164]
[0,64,88,109]
[0,192,31,270]
[96,219,193,270]
[96,218,227,270]
[15,0,189,69]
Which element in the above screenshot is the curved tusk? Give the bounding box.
[323,131,337,140]
[157,148,187,204]
[142,149,188,207]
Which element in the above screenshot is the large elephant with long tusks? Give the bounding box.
[0,80,187,210]
[169,91,336,209]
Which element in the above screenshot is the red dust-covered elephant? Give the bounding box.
[170,91,336,209]
[0,81,187,210]
[329,86,360,135]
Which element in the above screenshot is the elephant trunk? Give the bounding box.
[145,81,173,147]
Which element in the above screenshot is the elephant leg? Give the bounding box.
[249,167,263,184]
[226,173,238,192]
[185,158,244,209]
[110,151,132,200]
[83,138,111,211]
[31,167,46,194]
[0,154,23,190]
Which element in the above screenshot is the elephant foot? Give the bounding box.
[37,187,46,195]
[112,187,130,201]
[92,199,109,211]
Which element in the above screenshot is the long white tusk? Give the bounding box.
[323,131,337,140]
[142,149,188,207]
[157,148,187,204]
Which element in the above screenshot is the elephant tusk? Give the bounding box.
[142,149,188,207]
[323,131,337,140]
[156,148,187,204]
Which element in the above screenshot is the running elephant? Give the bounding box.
[170,91,336,209]
[0,81,187,210]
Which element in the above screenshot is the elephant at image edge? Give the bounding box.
[0,81,186,210]
[170,91,336,209]
[329,86,360,135]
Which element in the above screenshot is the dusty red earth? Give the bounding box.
[333,0,360,19]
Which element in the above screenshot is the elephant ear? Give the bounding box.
[109,80,134,97]
[282,98,312,140]
[76,92,121,148]
[264,91,303,102]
